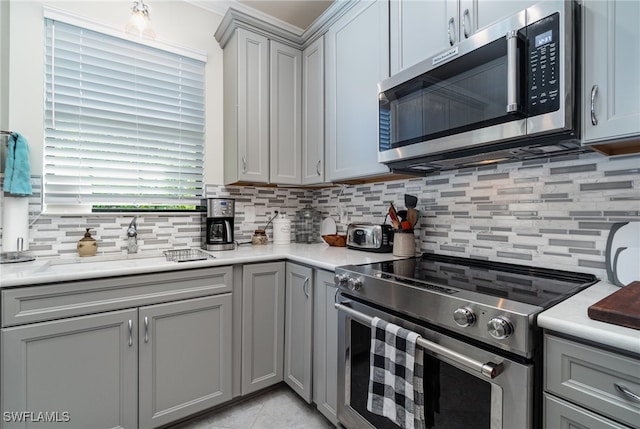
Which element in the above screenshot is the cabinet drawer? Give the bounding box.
[544,394,632,429]
[545,334,640,428]
[2,266,232,327]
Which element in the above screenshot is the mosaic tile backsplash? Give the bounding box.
[1,152,638,281]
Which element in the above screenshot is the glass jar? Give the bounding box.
[251,229,268,245]
[295,207,322,243]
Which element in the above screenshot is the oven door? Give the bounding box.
[336,295,534,429]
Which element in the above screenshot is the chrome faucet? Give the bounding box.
[126,216,138,254]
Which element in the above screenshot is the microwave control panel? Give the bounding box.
[522,12,560,115]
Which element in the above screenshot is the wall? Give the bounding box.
[312,152,640,280]
[1,0,225,185]
[9,151,639,284]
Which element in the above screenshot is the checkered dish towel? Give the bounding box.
[367,317,425,429]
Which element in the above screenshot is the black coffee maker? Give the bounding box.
[202,198,235,251]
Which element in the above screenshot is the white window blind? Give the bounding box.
[44,18,205,212]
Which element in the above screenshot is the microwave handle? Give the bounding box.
[506,30,519,113]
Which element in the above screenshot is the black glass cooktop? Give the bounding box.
[354,253,598,308]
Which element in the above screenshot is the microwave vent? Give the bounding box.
[389,139,589,176]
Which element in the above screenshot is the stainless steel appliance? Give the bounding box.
[335,253,597,429]
[378,1,584,175]
[202,198,235,251]
[346,224,394,253]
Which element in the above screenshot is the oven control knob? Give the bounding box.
[487,317,514,340]
[334,274,349,288]
[453,307,476,327]
[347,277,363,291]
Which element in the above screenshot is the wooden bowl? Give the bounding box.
[322,234,347,247]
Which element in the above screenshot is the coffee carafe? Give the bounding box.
[202,198,235,251]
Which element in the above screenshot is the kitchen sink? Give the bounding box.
[34,249,215,275]
[36,251,173,274]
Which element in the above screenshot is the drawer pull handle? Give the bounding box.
[144,316,149,343]
[615,383,640,403]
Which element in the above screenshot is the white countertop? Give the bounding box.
[3,244,639,356]
[538,280,640,356]
[0,243,402,288]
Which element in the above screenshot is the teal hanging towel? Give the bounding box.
[3,131,33,196]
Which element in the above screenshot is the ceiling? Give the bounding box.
[237,1,334,29]
[188,0,334,30]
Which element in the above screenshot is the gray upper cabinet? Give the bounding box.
[223,28,270,184]
[312,269,339,426]
[270,41,303,184]
[302,36,326,185]
[218,13,307,185]
[284,262,314,403]
[2,309,139,429]
[325,0,390,181]
[582,0,640,155]
[390,0,449,74]
[391,0,536,74]
[241,262,285,395]
[138,294,233,429]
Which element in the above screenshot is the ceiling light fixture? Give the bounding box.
[125,0,156,40]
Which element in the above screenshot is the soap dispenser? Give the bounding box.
[77,228,98,257]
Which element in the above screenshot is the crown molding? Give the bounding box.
[214,7,304,49]
[212,0,358,50]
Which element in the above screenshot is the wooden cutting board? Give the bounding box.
[588,281,640,330]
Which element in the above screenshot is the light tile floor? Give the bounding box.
[170,384,335,429]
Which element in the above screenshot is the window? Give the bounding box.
[44,18,205,212]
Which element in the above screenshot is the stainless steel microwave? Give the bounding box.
[378,1,585,174]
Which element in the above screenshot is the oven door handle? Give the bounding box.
[335,302,503,380]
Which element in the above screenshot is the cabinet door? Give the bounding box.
[241,262,285,395]
[284,262,313,403]
[582,0,640,144]
[236,28,270,183]
[302,36,325,184]
[325,0,390,181]
[390,0,449,74]
[270,41,302,185]
[452,0,536,47]
[2,309,138,429]
[312,269,339,425]
[138,294,232,429]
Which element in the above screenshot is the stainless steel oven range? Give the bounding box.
[334,253,597,429]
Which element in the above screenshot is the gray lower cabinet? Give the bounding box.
[139,294,233,429]
[241,262,286,395]
[313,269,339,425]
[284,262,314,403]
[1,266,234,429]
[544,394,632,429]
[544,333,640,429]
[2,309,139,429]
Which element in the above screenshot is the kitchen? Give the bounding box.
[1,0,639,429]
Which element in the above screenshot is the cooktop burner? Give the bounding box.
[359,253,597,309]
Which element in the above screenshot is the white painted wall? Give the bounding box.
[3,0,226,184]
